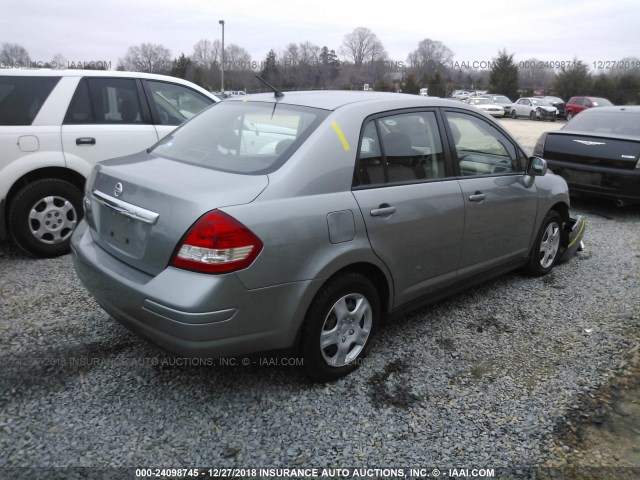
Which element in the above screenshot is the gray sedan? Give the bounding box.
[72,91,584,381]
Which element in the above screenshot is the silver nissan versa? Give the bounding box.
[71,90,585,381]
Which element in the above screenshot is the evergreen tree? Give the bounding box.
[403,73,419,94]
[552,59,591,100]
[428,71,446,97]
[171,53,192,80]
[261,49,279,86]
[489,49,519,99]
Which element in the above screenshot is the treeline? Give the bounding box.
[2,30,639,103]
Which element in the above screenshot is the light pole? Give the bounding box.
[219,20,225,93]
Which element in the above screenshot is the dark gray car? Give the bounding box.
[72,91,584,381]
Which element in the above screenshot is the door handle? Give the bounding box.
[370,204,396,217]
[468,192,486,202]
[76,137,96,145]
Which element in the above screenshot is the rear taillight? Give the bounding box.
[533,132,547,157]
[171,210,263,274]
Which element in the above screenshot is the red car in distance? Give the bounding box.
[565,96,613,121]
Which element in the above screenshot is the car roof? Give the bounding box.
[579,106,640,114]
[225,90,469,111]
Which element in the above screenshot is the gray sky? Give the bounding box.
[3,0,639,71]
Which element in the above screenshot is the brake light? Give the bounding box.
[533,132,547,157]
[171,210,263,274]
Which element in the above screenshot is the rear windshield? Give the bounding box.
[0,76,60,125]
[151,101,329,174]
[566,111,640,136]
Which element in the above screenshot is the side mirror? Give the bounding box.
[526,156,547,176]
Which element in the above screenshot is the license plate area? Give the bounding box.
[108,210,133,245]
[97,207,148,257]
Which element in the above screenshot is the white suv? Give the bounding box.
[0,69,219,257]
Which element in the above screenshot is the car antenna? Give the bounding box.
[255,75,284,99]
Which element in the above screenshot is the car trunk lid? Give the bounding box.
[87,152,268,276]
[543,132,640,170]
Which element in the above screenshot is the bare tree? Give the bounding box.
[340,27,386,66]
[224,44,251,68]
[51,53,67,70]
[192,39,221,69]
[299,41,321,65]
[223,44,253,90]
[118,43,172,73]
[282,43,300,67]
[0,43,31,67]
[407,39,454,78]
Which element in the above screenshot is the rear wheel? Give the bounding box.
[302,272,380,382]
[525,210,563,277]
[8,179,83,257]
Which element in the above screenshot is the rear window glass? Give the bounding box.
[566,111,640,136]
[150,101,329,174]
[0,76,60,125]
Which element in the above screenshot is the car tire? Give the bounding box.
[524,210,564,277]
[566,111,573,121]
[302,272,380,382]
[511,110,517,119]
[8,179,83,258]
[530,110,537,121]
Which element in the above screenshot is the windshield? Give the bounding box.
[150,101,329,174]
[472,98,492,105]
[493,96,511,104]
[566,111,640,136]
[530,98,552,107]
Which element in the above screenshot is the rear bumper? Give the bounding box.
[71,221,320,358]
[548,162,640,202]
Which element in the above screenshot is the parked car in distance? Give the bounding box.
[535,96,566,118]
[464,97,505,117]
[481,94,513,115]
[72,91,585,381]
[511,97,558,121]
[0,69,219,257]
[419,88,429,96]
[564,96,613,121]
[452,90,472,100]
[534,106,640,206]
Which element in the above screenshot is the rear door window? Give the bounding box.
[355,111,447,187]
[0,76,60,125]
[64,78,147,124]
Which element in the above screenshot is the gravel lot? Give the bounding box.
[1,119,639,479]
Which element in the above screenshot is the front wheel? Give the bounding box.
[511,110,517,119]
[566,111,574,121]
[8,179,83,257]
[302,272,380,382]
[530,110,537,121]
[524,211,564,277]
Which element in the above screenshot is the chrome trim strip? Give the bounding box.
[91,190,159,225]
